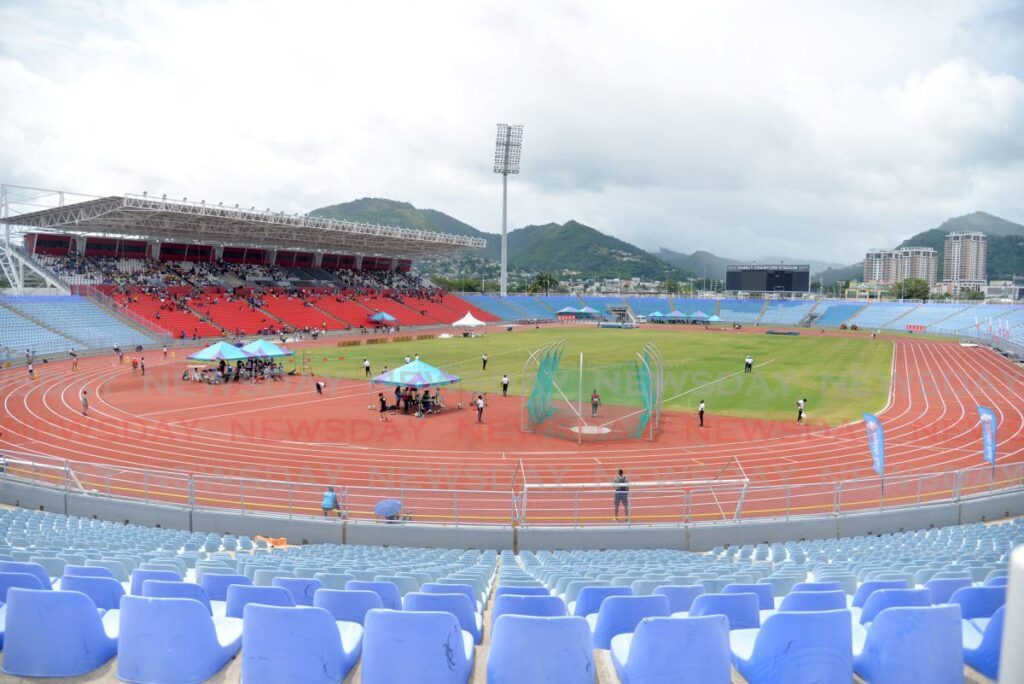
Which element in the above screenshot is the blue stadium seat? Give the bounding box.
[572,585,632,616]
[492,594,567,623]
[488,615,594,684]
[723,583,775,610]
[420,581,480,610]
[611,615,730,684]
[117,595,242,683]
[652,584,704,613]
[64,564,115,580]
[58,574,124,611]
[851,579,907,608]
[404,591,482,644]
[226,584,295,618]
[777,590,847,612]
[313,588,383,625]
[685,592,760,629]
[0,561,52,590]
[1,588,118,677]
[924,577,972,604]
[858,588,931,625]
[362,609,474,684]
[272,576,323,606]
[141,578,213,614]
[791,581,842,592]
[962,605,1004,680]
[950,585,1006,620]
[346,580,402,610]
[494,585,549,598]
[0,571,45,603]
[129,568,181,595]
[853,605,963,684]
[241,604,363,684]
[731,609,853,684]
[201,573,251,601]
[587,594,670,648]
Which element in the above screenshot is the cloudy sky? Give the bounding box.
[2,0,1022,263]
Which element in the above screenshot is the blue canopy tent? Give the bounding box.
[556,306,579,315]
[708,314,722,322]
[648,311,665,319]
[370,359,463,411]
[187,341,253,361]
[690,311,709,320]
[663,310,686,322]
[240,339,295,358]
[369,311,397,323]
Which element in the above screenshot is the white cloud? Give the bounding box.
[1,0,1022,262]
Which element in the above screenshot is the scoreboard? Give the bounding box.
[726,264,810,292]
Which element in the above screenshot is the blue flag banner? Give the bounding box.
[863,413,885,477]
[977,406,997,465]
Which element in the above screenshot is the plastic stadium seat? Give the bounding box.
[492,594,567,623]
[361,609,474,684]
[345,580,402,610]
[129,569,181,596]
[226,584,295,618]
[494,585,550,598]
[374,574,419,596]
[791,581,842,593]
[757,576,798,597]
[0,571,45,603]
[404,591,482,644]
[118,595,243,683]
[950,585,1006,620]
[851,579,907,608]
[58,575,125,611]
[85,559,129,582]
[0,561,52,590]
[314,572,355,590]
[611,615,730,684]
[853,605,963,684]
[242,604,363,684]
[925,577,972,604]
[723,583,775,610]
[313,589,383,625]
[985,574,1009,587]
[653,585,704,613]
[29,556,66,579]
[731,609,853,684]
[587,594,670,648]
[65,564,116,579]
[421,582,479,609]
[252,568,293,586]
[859,588,931,625]
[777,590,847,612]
[141,579,213,614]
[488,615,594,684]
[200,573,251,601]
[1,588,118,677]
[962,605,1004,680]
[572,585,632,616]
[272,577,323,606]
[686,592,760,630]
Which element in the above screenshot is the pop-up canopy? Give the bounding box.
[370,311,397,322]
[556,306,579,314]
[241,339,295,358]
[452,312,485,327]
[371,359,460,388]
[187,341,253,361]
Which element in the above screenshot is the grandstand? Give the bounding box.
[844,302,919,330]
[757,300,817,326]
[718,299,765,323]
[811,302,864,327]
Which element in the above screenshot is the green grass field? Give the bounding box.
[304,327,893,425]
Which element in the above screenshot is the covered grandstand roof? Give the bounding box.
[0,192,486,257]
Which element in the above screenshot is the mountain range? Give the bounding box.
[308,199,1024,283]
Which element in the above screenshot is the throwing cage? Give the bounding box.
[520,339,664,443]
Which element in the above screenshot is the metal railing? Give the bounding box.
[1,449,1021,527]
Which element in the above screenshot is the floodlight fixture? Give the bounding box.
[493,123,524,296]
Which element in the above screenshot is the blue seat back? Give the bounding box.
[2,588,117,677]
[421,582,475,606]
[853,605,963,683]
[653,584,704,613]
[591,594,670,648]
[859,588,931,625]
[0,561,52,590]
[64,565,115,579]
[130,569,181,596]
[851,579,908,608]
[345,580,401,610]
[488,615,594,684]
[200,573,251,601]
[616,615,730,683]
[494,585,549,598]
[950,586,1006,620]
[574,586,632,616]
[492,594,567,623]
[791,581,842,592]
[739,609,852,683]
[58,575,125,611]
[242,604,356,684]
[362,609,472,683]
[272,577,323,606]
[722,583,774,610]
[226,585,295,618]
[924,577,972,604]
[141,579,212,614]
[689,592,760,629]
[778,590,847,612]
[404,591,480,643]
[313,589,383,625]
[963,605,1004,680]
[0,571,45,601]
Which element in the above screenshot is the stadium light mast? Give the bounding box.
[493,123,524,297]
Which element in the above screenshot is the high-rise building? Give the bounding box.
[943,232,987,292]
[863,246,937,286]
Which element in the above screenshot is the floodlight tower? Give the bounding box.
[493,123,523,297]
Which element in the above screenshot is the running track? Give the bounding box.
[1,337,1022,525]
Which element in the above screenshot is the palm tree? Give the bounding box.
[528,273,559,294]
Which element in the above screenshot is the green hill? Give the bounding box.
[508,221,689,279]
[655,248,739,280]
[898,211,1024,280]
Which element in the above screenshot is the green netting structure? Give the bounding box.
[521,340,663,443]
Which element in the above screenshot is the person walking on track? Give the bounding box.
[698,399,705,427]
[797,397,807,424]
[363,358,371,377]
[501,374,510,397]
[140,357,146,376]
[80,389,88,416]
[475,394,485,422]
[591,389,601,418]
[613,469,629,521]
[378,392,388,422]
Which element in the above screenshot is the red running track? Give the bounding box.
[0,336,1022,525]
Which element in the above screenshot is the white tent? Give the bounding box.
[452,311,486,327]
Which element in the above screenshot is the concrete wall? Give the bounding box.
[2,477,1021,550]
